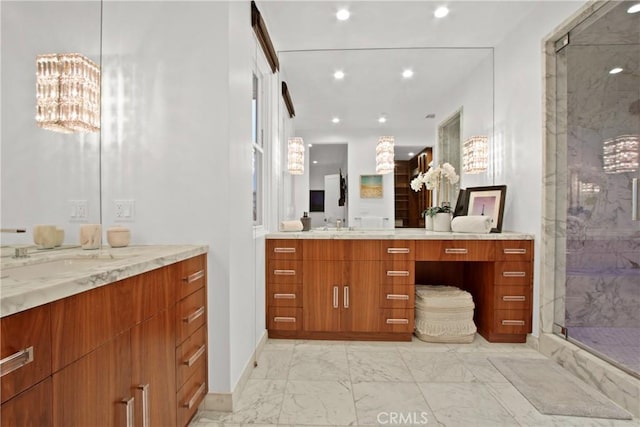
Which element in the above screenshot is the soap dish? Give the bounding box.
[107,226,131,248]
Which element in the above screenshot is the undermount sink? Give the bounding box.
[1,256,129,281]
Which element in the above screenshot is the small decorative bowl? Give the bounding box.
[106,226,131,248]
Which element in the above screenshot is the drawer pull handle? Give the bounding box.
[0,346,34,377]
[502,295,526,302]
[503,248,526,254]
[274,293,296,299]
[344,286,349,309]
[274,316,296,323]
[387,270,410,277]
[274,247,296,253]
[503,271,526,277]
[183,306,205,324]
[183,269,205,283]
[137,384,150,427]
[274,269,296,276]
[502,320,525,326]
[184,383,206,409]
[386,318,409,324]
[387,248,410,254]
[445,248,468,254]
[333,286,339,308]
[387,294,410,300]
[184,344,206,367]
[120,397,135,427]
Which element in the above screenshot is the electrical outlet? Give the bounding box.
[114,200,135,221]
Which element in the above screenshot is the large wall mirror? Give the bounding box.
[1,1,102,246]
[280,47,494,227]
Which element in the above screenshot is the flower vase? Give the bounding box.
[433,212,452,232]
[425,215,434,231]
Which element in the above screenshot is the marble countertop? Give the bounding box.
[0,244,208,318]
[267,228,534,240]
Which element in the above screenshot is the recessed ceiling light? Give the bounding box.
[332,117,340,124]
[336,9,350,21]
[402,69,414,78]
[378,116,387,124]
[627,3,640,13]
[312,160,318,164]
[334,70,345,80]
[609,67,623,74]
[408,152,415,156]
[434,6,449,18]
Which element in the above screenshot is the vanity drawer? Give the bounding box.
[268,308,303,331]
[379,285,415,309]
[494,262,532,285]
[494,286,532,310]
[415,240,494,261]
[177,254,207,299]
[267,240,302,260]
[380,241,415,261]
[302,240,346,260]
[495,241,533,261]
[176,325,207,389]
[176,288,206,345]
[379,309,414,333]
[346,240,381,261]
[493,310,531,334]
[267,283,302,308]
[380,261,415,285]
[1,304,52,404]
[177,358,207,427]
[267,260,302,284]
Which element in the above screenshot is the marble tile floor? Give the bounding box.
[190,335,638,427]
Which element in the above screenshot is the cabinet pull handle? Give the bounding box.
[502,295,526,302]
[632,178,638,221]
[333,286,339,308]
[387,248,410,254]
[183,306,205,324]
[503,248,526,254]
[387,270,410,277]
[184,383,206,409]
[445,248,468,254]
[502,320,525,326]
[274,316,296,323]
[386,318,409,324]
[0,346,34,377]
[274,269,296,276]
[344,286,349,308]
[274,247,296,253]
[183,269,205,283]
[120,397,134,427]
[184,344,206,367]
[274,293,296,299]
[137,384,150,427]
[386,294,410,300]
[503,271,526,277]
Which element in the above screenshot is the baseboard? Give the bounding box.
[526,333,539,351]
[202,330,268,412]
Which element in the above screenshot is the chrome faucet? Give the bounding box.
[1,228,26,233]
[323,218,328,231]
[1,228,29,258]
[336,219,342,230]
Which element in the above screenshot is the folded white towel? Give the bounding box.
[280,220,303,232]
[451,215,492,233]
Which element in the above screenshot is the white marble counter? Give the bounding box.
[266,228,534,240]
[0,245,208,318]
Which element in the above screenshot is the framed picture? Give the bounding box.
[464,185,507,233]
[360,175,383,199]
[453,188,467,218]
[309,190,325,212]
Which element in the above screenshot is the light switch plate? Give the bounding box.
[69,200,88,221]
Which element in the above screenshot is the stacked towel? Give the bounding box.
[451,215,492,233]
[279,220,303,232]
[414,285,477,343]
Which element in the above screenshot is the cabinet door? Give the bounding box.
[342,261,380,332]
[1,377,52,427]
[53,332,132,427]
[131,307,177,427]
[303,260,343,332]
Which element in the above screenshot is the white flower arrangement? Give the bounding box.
[410,162,459,215]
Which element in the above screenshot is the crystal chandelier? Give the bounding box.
[36,53,101,133]
[463,136,488,174]
[375,136,395,174]
[288,137,305,175]
[603,135,639,174]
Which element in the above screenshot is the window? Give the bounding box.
[252,73,263,225]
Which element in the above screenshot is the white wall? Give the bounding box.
[493,0,586,336]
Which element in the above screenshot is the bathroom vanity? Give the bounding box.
[266,230,534,343]
[0,245,208,427]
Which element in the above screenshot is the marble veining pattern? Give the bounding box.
[191,336,638,426]
[266,229,534,240]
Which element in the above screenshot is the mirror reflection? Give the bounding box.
[1,1,102,249]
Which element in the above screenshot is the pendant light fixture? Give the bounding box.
[376,136,395,174]
[462,136,488,174]
[288,137,305,175]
